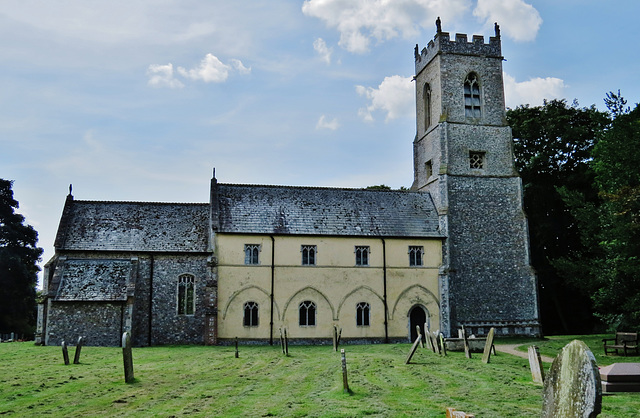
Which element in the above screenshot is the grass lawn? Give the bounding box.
[1,336,640,417]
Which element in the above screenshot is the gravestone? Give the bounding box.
[425,325,435,352]
[462,326,472,359]
[122,332,135,383]
[337,327,342,347]
[341,349,350,394]
[279,328,285,354]
[416,326,425,349]
[405,334,422,364]
[542,340,601,417]
[439,333,447,356]
[481,328,496,364]
[528,345,545,384]
[73,336,84,364]
[283,328,289,356]
[235,337,239,358]
[432,331,441,355]
[61,341,70,365]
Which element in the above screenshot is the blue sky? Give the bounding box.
[2,0,639,278]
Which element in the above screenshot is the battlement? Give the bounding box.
[415,25,502,75]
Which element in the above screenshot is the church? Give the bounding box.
[36,22,541,347]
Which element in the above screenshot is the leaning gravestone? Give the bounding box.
[73,336,84,364]
[542,340,601,418]
[461,326,472,359]
[528,345,545,384]
[432,331,441,355]
[405,334,422,364]
[61,341,70,365]
[481,328,496,364]
[122,332,135,383]
[439,333,447,357]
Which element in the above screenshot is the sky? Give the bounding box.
[2,0,640,280]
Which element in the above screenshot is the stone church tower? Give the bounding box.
[411,20,541,337]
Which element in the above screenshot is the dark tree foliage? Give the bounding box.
[558,98,640,331]
[507,100,610,334]
[0,179,43,336]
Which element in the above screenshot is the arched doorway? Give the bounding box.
[409,305,428,342]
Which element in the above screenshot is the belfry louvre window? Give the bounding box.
[177,274,195,315]
[469,151,485,170]
[301,245,317,266]
[356,302,370,326]
[243,301,259,327]
[409,246,424,267]
[299,300,316,326]
[355,246,370,266]
[244,244,260,265]
[464,73,481,118]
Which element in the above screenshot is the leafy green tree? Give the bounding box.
[560,98,640,330]
[0,179,43,336]
[507,100,610,334]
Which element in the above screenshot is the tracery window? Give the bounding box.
[177,274,195,315]
[299,300,316,326]
[424,83,432,129]
[301,245,317,266]
[356,302,370,327]
[244,244,260,265]
[409,246,424,267]
[464,73,481,118]
[355,246,370,266]
[469,151,485,170]
[243,301,259,327]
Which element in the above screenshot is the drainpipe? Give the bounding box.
[148,254,154,346]
[270,236,275,346]
[382,238,389,343]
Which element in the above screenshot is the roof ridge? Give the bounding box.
[71,200,208,205]
[218,183,416,193]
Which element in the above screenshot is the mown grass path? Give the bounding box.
[1,337,639,417]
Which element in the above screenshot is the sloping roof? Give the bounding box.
[54,259,131,301]
[55,200,209,252]
[216,184,442,237]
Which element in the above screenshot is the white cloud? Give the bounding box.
[146,63,184,88]
[503,72,566,108]
[316,115,340,130]
[473,0,542,42]
[356,75,414,122]
[178,53,231,83]
[302,0,469,53]
[230,59,252,75]
[313,38,333,64]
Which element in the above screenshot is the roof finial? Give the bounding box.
[213,167,216,179]
[69,184,73,196]
[494,22,500,38]
[436,17,442,34]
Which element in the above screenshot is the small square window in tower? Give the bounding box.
[409,246,424,266]
[301,245,317,265]
[469,151,486,170]
[244,244,260,265]
[355,246,369,266]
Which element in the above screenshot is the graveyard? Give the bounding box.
[2,335,640,416]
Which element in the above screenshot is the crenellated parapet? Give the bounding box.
[415,23,502,75]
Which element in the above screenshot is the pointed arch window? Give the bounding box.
[243,301,259,327]
[464,73,481,118]
[356,302,370,327]
[177,274,195,315]
[424,83,432,130]
[299,300,316,326]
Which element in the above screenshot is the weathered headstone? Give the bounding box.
[279,328,285,354]
[61,341,70,365]
[283,328,289,356]
[542,340,601,418]
[337,327,342,347]
[462,326,472,359]
[405,334,422,364]
[235,337,239,358]
[481,327,496,364]
[122,332,135,383]
[73,336,84,364]
[425,325,435,352]
[416,326,424,349]
[528,345,545,384]
[432,331,441,355]
[341,349,350,394]
[333,326,338,351]
[439,333,447,356]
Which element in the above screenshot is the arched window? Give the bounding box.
[177,274,195,315]
[299,300,316,326]
[243,301,259,327]
[423,83,432,129]
[464,73,481,118]
[356,302,370,327]
[244,244,260,265]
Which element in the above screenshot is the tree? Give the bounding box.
[559,98,640,330]
[0,179,43,336]
[507,100,610,334]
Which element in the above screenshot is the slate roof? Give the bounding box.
[215,184,442,237]
[55,200,209,252]
[54,259,131,301]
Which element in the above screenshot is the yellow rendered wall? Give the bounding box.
[216,234,442,342]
